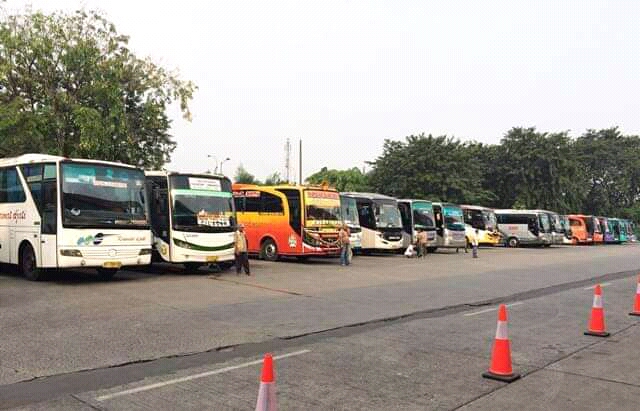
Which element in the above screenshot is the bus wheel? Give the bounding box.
[426,247,437,253]
[96,268,118,280]
[183,262,203,272]
[20,243,43,281]
[261,239,278,262]
[507,237,519,248]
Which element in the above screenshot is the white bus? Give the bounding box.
[340,194,362,252]
[145,171,236,271]
[495,209,553,247]
[341,192,403,253]
[432,202,467,252]
[397,199,437,250]
[0,154,152,280]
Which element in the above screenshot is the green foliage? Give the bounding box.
[306,167,369,191]
[312,128,640,223]
[264,171,284,185]
[234,165,259,184]
[0,9,196,168]
[367,134,492,204]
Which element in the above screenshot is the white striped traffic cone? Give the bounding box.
[255,353,277,411]
[585,284,610,337]
[482,304,520,383]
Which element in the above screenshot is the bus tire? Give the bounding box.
[20,242,43,281]
[426,247,437,253]
[183,262,203,272]
[507,237,519,248]
[260,238,278,262]
[96,268,118,280]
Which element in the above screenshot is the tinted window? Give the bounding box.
[261,192,283,213]
[244,195,261,212]
[233,196,245,212]
[0,167,26,203]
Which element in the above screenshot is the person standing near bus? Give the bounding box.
[339,224,351,266]
[472,229,479,258]
[234,224,250,275]
[417,229,428,258]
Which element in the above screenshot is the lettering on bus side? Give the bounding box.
[0,210,27,220]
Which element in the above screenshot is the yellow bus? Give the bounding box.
[460,205,501,246]
[232,184,341,260]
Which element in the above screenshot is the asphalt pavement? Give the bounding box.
[1,244,639,410]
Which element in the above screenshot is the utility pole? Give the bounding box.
[299,139,302,185]
[284,138,291,183]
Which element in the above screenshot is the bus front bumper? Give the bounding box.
[58,246,152,268]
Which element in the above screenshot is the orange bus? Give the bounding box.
[232,184,341,260]
[568,214,602,245]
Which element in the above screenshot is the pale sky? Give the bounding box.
[5,1,640,181]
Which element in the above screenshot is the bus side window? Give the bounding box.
[261,192,283,214]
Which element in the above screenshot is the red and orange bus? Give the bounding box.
[232,184,341,260]
[568,214,602,245]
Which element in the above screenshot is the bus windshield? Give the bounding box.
[412,202,435,229]
[374,200,402,229]
[61,162,147,228]
[443,205,465,230]
[340,196,360,227]
[305,190,341,227]
[485,211,498,231]
[539,213,551,232]
[171,176,234,233]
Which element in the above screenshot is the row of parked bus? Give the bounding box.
[0,154,636,281]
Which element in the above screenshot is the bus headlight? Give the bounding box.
[139,248,152,255]
[60,249,83,257]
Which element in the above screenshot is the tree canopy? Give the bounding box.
[306,167,369,192]
[309,127,640,221]
[0,8,196,168]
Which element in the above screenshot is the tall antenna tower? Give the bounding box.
[284,138,292,183]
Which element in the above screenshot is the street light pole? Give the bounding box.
[207,155,218,174]
[219,157,230,175]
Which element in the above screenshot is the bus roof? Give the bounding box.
[341,192,398,201]
[495,209,542,215]
[398,198,432,204]
[0,153,140,169]
[233,183,338,192]
[432,202,461,207]
[145,170,228,179]
[460,204,494,211]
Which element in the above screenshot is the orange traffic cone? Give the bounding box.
[630,276,640,317]
[255,353,278,411]
[585,284,610,337]
[482,304,520,383]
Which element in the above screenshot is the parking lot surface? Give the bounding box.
[1,244,639,410]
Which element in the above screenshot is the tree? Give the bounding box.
[367,134,491,204]
[234,165,259,184]
[575,128,640,216]
[0,9,196,168]
[306,167,370,191]
[264,171,284,185]
[488,127,584,213]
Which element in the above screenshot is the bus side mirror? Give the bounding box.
[229,216,236,227]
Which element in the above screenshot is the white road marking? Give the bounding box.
[463,302,524,317]
[583,282,612,290]
[95,349,311,402]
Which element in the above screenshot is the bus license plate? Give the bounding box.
[103,261,122,269]
[206,256,218,262]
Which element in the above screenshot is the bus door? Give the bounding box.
[20,164,58,267]
[398,202,413,247]
[147,177,171,257]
